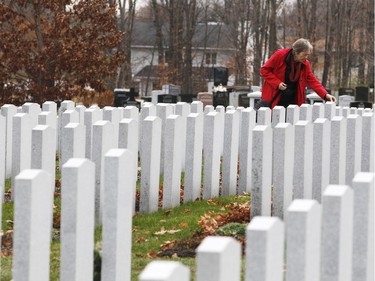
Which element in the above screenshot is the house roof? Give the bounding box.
[131,21,235,50]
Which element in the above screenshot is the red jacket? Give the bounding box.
[260,48,328,108]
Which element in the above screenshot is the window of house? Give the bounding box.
[205,52,217,65]
[158,49,170,64]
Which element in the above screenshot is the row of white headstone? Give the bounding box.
[10,164,375,281]
[12,151,134,281]
[0,101,374,217]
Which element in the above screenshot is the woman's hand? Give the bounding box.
[278,82,287,91]
[325,93,337,103]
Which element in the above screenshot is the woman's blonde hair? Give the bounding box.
[292,38,313,54]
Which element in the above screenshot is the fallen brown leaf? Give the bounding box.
[154,227,181,235]
[160,240,176,250]
[207,199,217,205]
[147,251,158,258]
[136,237,146,243]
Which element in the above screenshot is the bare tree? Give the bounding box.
[213,0,252,85]
[182,0,198,95]
[116,0,137,88]
[322,0,333,87]
[251,0,270,86]
[366,0,374,85]
[151,0,165,65]
[357,0,374,86]
[268,0,284,55]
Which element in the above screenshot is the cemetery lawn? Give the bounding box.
[0,178,250,281]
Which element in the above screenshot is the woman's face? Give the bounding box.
[294,50,312,62]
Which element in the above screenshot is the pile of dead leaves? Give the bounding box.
[2,229,13,257]
[156,200,250,258]
[198,201,250,235]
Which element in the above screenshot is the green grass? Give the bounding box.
[1,174,250,280]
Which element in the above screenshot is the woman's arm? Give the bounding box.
[305,61,336,102]
[260,51,285,89]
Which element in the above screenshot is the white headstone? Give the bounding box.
[140,116,162,213]
[271,106,286,128]
[101,149,135,281]
[341,107,350,117]
[12,113,32,198]
[321,185,353,281]
[294,121,313,199]
[222,110,240,196]
[330,116,347,184]
[312,118,331,202]
[156,104,174,175]
[103,106,121,149]
[361,113,374,172]
[22,102,41,128]
[190,101,204,114]
[345,114,362,185]
[75,104,86,125]
[58,100,75,152]
[335,106,343,117]
[272,122,294,219]
[31,125,56,191]
[196,236,241,281]
[59,109,79,157]
[42,101,57,115]
[238,108,256,194]
[351,172,374,281]
[204,105,215,114]
[118,118,138,213]
[139,103,156,154]
[139,261,190,281]
[61,123,86,166]
[1,104,17,177]
[312,103,324,121]
[246,217,284,281]
[251,125,273,218]
[184,113,203,202]
[84,107,101,159]
[299,104,312,121]
[286,104,300,124]
[215,105,225,156]
[92,120,115,224]
[60,159,95,281]
[163,115,182,208]
[203,112,221,199]
[324,101,336,120]
[13,170,53,281]
[175,102,190,171]
[0,115,5,194]
[123,105,139,121]
[286,199,321,281]
[256,107,272,126]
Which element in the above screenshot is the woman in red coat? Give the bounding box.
[260,38,336,108]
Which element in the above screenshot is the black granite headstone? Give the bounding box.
[157,94,178,104]
[213,91,229,107]
[114,88,141,109]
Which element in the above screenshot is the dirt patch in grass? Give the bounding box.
[157,232,205,258]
